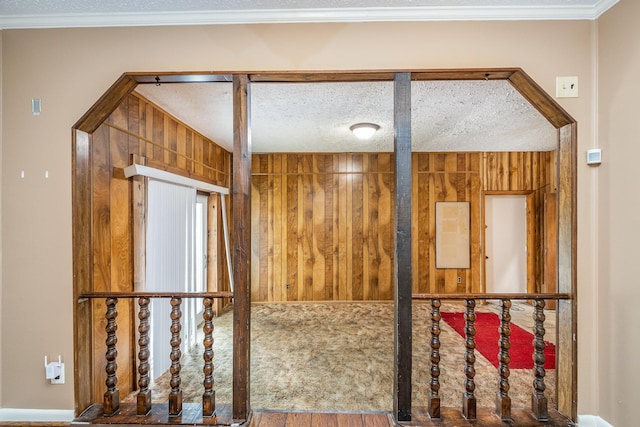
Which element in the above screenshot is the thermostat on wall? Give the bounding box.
[586,148,602,165]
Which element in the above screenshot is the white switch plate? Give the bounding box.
[556,76,579,98]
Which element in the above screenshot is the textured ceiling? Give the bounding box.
[0,0,619,28]
[135,80,557,153]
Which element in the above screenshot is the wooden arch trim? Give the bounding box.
[72,68,575,134]
[74,74,138,134]
[71,67,578,421]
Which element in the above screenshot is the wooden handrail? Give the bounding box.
[412,292,570,300]
[79,291,233,300]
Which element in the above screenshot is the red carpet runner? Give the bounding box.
[441,311,555,369]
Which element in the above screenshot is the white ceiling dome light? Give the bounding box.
[350,123,380,140]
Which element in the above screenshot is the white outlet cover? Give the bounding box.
[556,76,579,98]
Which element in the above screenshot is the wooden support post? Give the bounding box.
[136,297,151,416]
[393,72,412,422]
[462,299,477,420]
[103,297,120,416]
[202,297,216,417]
[557,123,578,421]
[72,129,93,418]
[496,299,512,421]
[169,297,183,417]
[532,299,549,421]
[232,74,252,421]
[428,299,441,419]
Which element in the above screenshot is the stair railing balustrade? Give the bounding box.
[79,291,233,419]
[413,292,571,423]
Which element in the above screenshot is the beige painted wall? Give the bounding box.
[598,1,640,425]
[1,21,597,412]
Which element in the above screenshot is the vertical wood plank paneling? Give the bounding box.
[186,131,194,175]
[177,125,187,170]
[367,171,380,300]
[91,124,111,400]
[108,102,134,396]
[85,92,232,407]
[380,164,394,300]
[167,120,178,167]
[260,172,269,302]
[338,156,348,300]
[301,167,313,300]
[273,156,283,302]
[324,156,335,300]
[287,155,299,301]
[312,156,326,300]
[250,176,262,301]
[152,109,164,164]
[352,165,364,301]
[362,168,370,300]
[127,96,140,156]
[526,193,536,293]
[470,168,482,293]
[251,150,552,302]
[267,156,274,301]
[509,152,519,190]
[73,130,94,413]
[411,155,420,294]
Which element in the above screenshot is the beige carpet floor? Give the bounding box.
[133,301,556,412]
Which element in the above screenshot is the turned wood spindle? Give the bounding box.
[169,297,183,417]
[137,297,151,416]
[103,297,120,416]
[428,299,441,419]
[462,299,477,420]
[532,299,549,421]
[496,299,512,420]
[202,297,216,417]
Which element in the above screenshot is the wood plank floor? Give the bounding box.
[249,411,394,427]
[406,407,575,426]
[68,406,575,427]
[72,402,233,426]
[249,408,575,427]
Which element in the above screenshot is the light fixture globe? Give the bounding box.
[350,123,380,140]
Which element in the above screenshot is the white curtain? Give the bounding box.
[145,179,196,379]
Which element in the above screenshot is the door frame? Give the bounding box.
[482,190,536,294]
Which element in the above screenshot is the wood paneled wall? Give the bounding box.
[251,151,556,302]
[251,153,395,302]
[88,93,232,401]
[412,153,482,294]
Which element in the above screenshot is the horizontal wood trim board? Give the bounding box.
[412,292,571,300]
[102,122,228,176]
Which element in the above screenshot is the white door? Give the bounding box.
[485,195,527,294]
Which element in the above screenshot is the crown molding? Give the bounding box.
[0,1,620,30]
